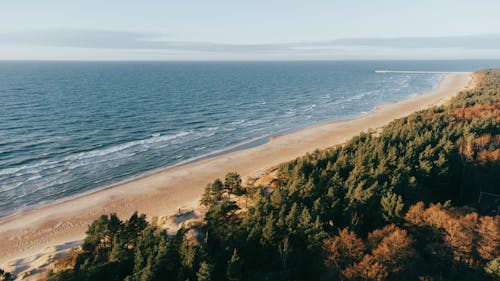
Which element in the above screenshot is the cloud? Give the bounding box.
[1,29,500,60]
[0,29,292,53]
[1,29,500,53]
[310,35,500,50]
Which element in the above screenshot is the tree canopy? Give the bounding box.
[46,69,499,281]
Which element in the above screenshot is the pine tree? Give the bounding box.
[226,249,243,281]
[270,188,284,209]
[285,203,300,233]
[484,257,500,279]
[0,269,13,281]
[200,184,213,207]
[298,207,312,232]
[82,213,123,262]
[261,215,277,246]
[307,216,326,251]
[196,262,212,281]
[380,191,404,223]
[200,179,224,207]
[225,172,243,195]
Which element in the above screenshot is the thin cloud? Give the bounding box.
[312,35,500,49]
[0,29,290,53]
[1,29,499,53]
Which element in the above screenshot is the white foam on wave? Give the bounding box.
[228,119,245,126]
[64,152,137,171]
[302,104,317,112]
[0,159,51,177]
[64,131,192,162]
[242,119,271,127]
[171,133,273,168]
[342,91,371,103]
[0,131,193,191]
[0,180,24,193]
[285,108,297,116]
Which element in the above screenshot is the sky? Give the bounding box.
[1,0,500,60]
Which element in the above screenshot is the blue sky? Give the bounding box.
[1,0,500,60]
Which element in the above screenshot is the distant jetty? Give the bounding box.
[375,70,469,74]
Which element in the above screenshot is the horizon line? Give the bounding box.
[1,58,500,63]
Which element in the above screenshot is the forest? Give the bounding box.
[16,69,499,281]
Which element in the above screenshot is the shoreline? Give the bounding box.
[0,72,442,219]
[0,132,275,219]
[0,72,472,269]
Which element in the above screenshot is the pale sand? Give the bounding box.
[0,72,471,271]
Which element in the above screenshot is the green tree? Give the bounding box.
[0,269,13,281]
[380,191,404,223]
[485,257,500,279]
[196,261,213,281]
[200,179,224,207]
[225,172,243,196]
[226,249,243,281]
[45,69,500,281]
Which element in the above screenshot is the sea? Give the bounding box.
[1,60,499,217]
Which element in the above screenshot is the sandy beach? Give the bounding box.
[0,72,471,273]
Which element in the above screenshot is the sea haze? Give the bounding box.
[0,60,496,217]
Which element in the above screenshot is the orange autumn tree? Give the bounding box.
[476,216,500,262]
[342,255,388,281]
[323,228,365,270]
[341,225,415,280]
[405,201,500,267]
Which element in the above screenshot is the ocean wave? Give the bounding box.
[171,133,273,167]
[0,131,191,179]
[342,91,372,103]
[67,131,192,161]
[64,152,138,171]
[241,119,271,127]
[0,159,51,177]
[228,119,246,125]
[285,109,297,116]
[302,104,317,112]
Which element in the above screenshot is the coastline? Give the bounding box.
[0,72,472,270]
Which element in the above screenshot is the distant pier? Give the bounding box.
[375,70,470,74]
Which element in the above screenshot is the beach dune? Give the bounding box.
[0,72,471,269]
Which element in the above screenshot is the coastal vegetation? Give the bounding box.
[0,269,13,281]
[43,69,499,281]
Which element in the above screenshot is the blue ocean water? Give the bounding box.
[0,60,499,217]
